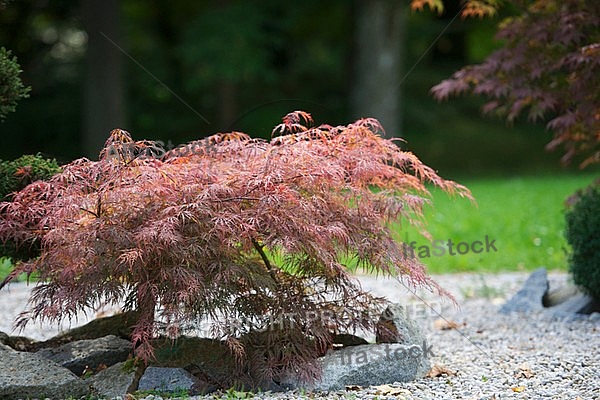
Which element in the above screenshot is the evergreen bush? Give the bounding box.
[0,46,30,121]
[565,179,600,300]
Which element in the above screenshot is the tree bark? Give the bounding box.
[81,0,125,159]
[217,79,237,131]
[351,0,406,138]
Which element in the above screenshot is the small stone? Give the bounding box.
[88,361,137,399]
[138,367,198,394]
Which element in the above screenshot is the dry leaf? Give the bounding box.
[515,363,534,378]
[373,384,411,396]
[426,364,457,378]
[433,318,461,330]
[511,386,525,392]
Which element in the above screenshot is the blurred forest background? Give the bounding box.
[1,0,596,179]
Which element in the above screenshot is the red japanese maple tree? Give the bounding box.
[0,112,470,384]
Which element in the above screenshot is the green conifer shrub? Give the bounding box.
[0,46,30,121]
[565,179,600,300]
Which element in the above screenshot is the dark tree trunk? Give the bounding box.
[351,0,406,138]
[217,79,237,131]
[81,0,125,159]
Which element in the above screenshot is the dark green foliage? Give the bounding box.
[0,154,61,260]
[565,180,600,300]
[0,47,30,121]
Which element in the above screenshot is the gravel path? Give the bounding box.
[1,271,598,399]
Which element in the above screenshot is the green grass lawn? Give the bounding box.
[0,256,11,281]
[390,173,598,274]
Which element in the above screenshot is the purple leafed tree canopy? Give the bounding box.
[429,0,600,168]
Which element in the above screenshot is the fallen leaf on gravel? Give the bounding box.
[515,363,534,378]
[345,385,362,391]
[373,384,411,396]
[433,318,462,330]
[426,364,457,378]
[511,386,525,392]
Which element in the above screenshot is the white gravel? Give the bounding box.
[1,271,598,399]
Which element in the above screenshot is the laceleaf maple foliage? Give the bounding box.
[0,112,471,385]
[429,0,600,168]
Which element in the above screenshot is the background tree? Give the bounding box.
[81,0,126,158]
[0,1,31,123]
[0,0,588,176]
[0,46,30,121]
[351,0,406,137]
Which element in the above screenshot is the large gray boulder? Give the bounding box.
[0,343,90,400]
[284,341,432,391]
[36,334,132,376]
[500,267,549,313]
[282,304,433,391]
[282,302,431,391]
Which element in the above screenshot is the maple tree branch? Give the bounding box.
[251,237,280,286]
